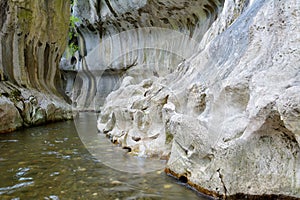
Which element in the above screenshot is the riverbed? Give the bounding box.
[0,113,211,199]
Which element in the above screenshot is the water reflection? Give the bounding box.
[75,112,167,173]
[0,117,210,199]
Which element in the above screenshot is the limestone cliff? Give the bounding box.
[66,0,224,110]
[0,0,72,133]
[91,0,300,199]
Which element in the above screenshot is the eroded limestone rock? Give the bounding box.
[67,0,224,110]
[0,82,72,132]
[97,0,300,198]
[0,0,69,94]
[0,0,72,133]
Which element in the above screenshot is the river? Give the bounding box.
[0,113,211,200]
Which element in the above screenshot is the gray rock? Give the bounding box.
[0,82,72,132]
[0,0,70,96]
[67,0,224,110]
[97,0,300,198]
[0,0,72,132]
[0,96,23,133]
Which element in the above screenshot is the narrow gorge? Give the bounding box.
[0,0,299,199]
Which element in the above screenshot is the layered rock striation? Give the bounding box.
[95,0,300,198]
[0,0,72,133]
[66,0,224,110]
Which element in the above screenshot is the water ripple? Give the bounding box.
[0,181,34,195]
[0,140,19,143]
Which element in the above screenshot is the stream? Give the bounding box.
[0,113,211,200]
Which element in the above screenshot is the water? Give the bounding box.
[0,113,211,200]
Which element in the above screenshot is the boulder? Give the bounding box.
[0,96,23,133]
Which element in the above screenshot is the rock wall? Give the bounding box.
[0,0,72,133]
[96,0,300,198]
[66,0,224,110]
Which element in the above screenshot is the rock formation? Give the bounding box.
[0,0,72,133]
[67,0,224,110]
[68,0,300,198]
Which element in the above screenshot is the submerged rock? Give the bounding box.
[96,0,300,198]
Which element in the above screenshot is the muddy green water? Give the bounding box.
[0,113,210,200]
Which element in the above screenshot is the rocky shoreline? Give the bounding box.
[165,168,300,200]
[0,81,72,133]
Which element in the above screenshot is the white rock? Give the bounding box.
[97,0,300,198]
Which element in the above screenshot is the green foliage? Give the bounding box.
[68,42,79,56]
[67,2,80,58]
[70,15,80,30]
